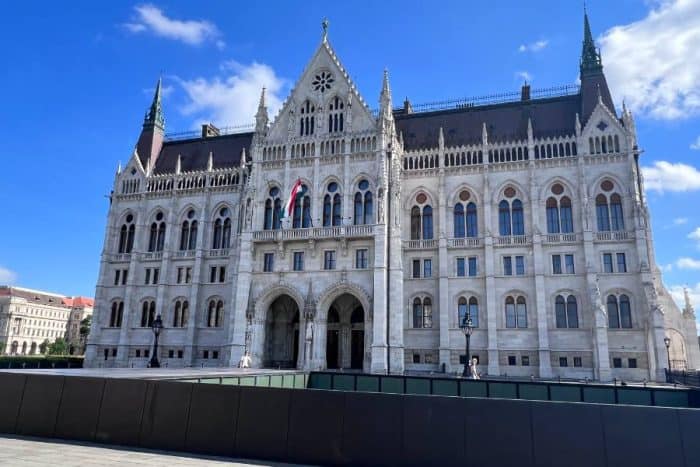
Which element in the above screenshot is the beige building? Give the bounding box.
[0,286,93,355]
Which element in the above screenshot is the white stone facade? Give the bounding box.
[85,21,699,381]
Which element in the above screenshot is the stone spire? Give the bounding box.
[143,76,165,131]
[255,87,268,133]
[580,8,603,77]
[175,154,182,175]
[683,287,695,317]
[207,151,213,171]
[378,68,394,132]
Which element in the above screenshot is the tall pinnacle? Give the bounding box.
[379,68,393,123]
[255,87,269,133]
[580,9,603,76]
[322,18,329,42]
[144,76,165,130]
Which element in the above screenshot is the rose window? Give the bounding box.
[312,71,334,92]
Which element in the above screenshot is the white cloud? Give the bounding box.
[518,40,548,53]
[123,4,222,47]
[600,0,700,119]
[676,257,700,269]
[660,263,674,272]
[178,61,286,127]
[691,136,700,150]
[689,227,700,245]
[674,217,689,225]
[515,71,532,83]
[0,266,17,285]
[641,161,700,193]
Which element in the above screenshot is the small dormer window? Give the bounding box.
[312,71,334,93]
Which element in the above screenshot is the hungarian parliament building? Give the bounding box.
[85,12,699,381]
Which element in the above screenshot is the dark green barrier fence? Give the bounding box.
[307,371,699,408]
[0,356,83,369]
[0,372,698,467]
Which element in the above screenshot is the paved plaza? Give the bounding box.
[0,436,309,466]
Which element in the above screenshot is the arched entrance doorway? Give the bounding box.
[10,341,18,355]
[264,295,300,368]
[30,342,37,355]
[21,342,27,355]
[326,294,365,370]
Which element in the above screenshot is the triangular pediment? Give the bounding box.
[581,100,624,138]
[267,38,376,140]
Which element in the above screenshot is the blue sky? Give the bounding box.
[1,1,700,330]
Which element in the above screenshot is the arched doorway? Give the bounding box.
[21,342,27,355]
[264,295,300,368]
[326,294,365,370]
[668,329,687,370]
[30,342,37,355]
[10,341,18,355]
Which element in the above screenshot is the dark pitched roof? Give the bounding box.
[395,94,581,151]
[153,132,253,174]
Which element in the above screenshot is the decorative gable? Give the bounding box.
[266,37,375,141]
[581,99,628,155]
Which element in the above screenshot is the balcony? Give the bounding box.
[495,235,530,246]
[108,253,131,263]
[447,237,481,249]
[141,252,163,261]
[173,250,196,258]
[252,224,376,243]
[403,239,438,250]
[207,248,230,258]
[543,233,579,244]
[595,231,633,242]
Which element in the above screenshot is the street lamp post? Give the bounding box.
[663,336,671,371]
[149,314,163,368]
[460,314,474,377]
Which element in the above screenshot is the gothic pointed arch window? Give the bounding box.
[179,209,198,251]
[354,179,373,225]
[596,180,624,232]
[212,207,232,249]
[148,211,166,252]
[410,192,433,240]
[453,190,478,238]
[505,295,527,328]
[555,294,579,328]
[109,301,124,327]
[207,299,224,327]
[412,296,433,328]
[545,183,575,234]
[299,100,315,136]
[457,296,479,327]
[140,300,156,327]
[292,184,311,228]
[328,96,344,133]
[118,214,135,253]
[172,299,189,328]
[323,182,341,226]
[607,294,632,328]
[264,187,282,230]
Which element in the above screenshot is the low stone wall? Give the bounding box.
[0,372,698,466]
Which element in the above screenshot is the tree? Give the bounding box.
[47,338,68,356]
[79,315,91,338]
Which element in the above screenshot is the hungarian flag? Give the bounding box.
[282,179,304,219]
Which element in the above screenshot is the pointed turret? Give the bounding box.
[175,154,182,175]
[578,8,616,123]
[438,127,444,150]
[378,68,394,133]
[240,147,247,166]
[207,151,214,171]
[527,118,533,142]
[255,87,269,134]
[135,77,166,170]
[580,9,603,76]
